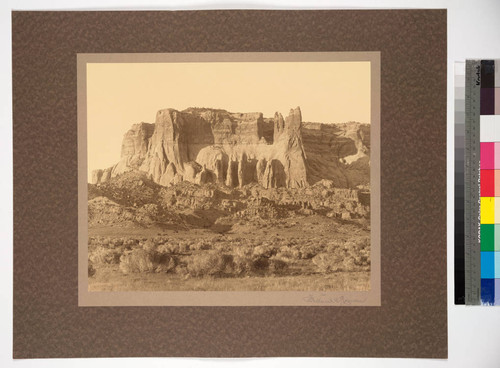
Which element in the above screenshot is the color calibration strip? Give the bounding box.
[459,60,500,305]
[464,60,481,305]
[479,60,500,305]
[455,62,466,304]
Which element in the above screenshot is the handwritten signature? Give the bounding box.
[302,294,367,305]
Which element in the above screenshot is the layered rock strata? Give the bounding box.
[92,106,370,189]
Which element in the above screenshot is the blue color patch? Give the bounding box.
[481,279,495,305]
[496,279,500,306]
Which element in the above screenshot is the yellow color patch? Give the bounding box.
[481,197,495,224]
[495,198,500,224]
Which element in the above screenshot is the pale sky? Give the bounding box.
[87,61,370,175]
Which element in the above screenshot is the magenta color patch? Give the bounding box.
[495,143,500,169]
[481,142,495,169]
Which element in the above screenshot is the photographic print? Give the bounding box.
[14,10,447,358]
[78,52,380,306]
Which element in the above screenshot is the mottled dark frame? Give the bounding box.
[13,10,447,358]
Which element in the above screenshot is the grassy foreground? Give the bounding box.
[88,215,371,292]
[89,264,370,292]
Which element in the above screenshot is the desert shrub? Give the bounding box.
[88,261,96,277]
[353,237,370,252]
[313,251,364,273]
[230,246,253,275]
[315,238,329,248]
[313,240,329,253]
[312,252,345,273]
[186,250,234,277]
[154,261,177,273]
[298,246,317,260]
[89,246,122,265]
[119,248,176,274]
[210,235,224,243]
[190,239,212,251]
[176,265,189,276]
[289,248,302,260]
[233,255,253,275]
[234,245,253,257]
[276,246,301,260]
[343,241,357,251]
[252,245,275,258]
[229,243,294,276]
[213,242,230,252]
[269,257,288,274]
[351,246,370,270]
[110,238,124,247]
[342,257,356,271]
[251,256,269,272]
[99,237,111,246]
[326,240,344,253]
[141,239,157,252]
[123,237,139,248]
[178,241,191,253]
[157,242,180,254]
[277,245,290,254]
[152,236,169,245]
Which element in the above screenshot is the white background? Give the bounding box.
[1,0,500,367]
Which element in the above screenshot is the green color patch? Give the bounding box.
[495,224,500,251]
[481,224,495,251]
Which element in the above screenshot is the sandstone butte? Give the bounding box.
[91,107,370,189]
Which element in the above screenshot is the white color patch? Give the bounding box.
[480,115,500,142]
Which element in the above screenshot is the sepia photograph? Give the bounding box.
[78,52,380,305]
[11,7,453,360]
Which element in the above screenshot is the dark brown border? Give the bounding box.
[13,10,447,358]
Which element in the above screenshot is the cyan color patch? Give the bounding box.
[481,252,495,279]
[496,252,500,278]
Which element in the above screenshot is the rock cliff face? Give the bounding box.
[302,121,370,188]
[92,107,370,189]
